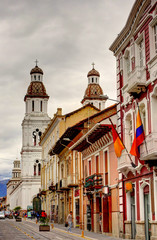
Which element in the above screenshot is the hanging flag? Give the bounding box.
[130,109,145,158]
[111,125,125,157]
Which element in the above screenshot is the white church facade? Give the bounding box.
[8,63,50,210]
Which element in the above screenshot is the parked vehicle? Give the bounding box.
[5,211,11,218]
[0,211,5,219]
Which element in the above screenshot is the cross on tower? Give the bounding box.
[35,59,38,66]
[92,62,95,69]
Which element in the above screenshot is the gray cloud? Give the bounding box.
[0,0,135,177]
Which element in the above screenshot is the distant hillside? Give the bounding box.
[0,179,9,197]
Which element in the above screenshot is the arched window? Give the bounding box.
[34,165,36,176]
[32,129,42,146]
[125,113,133,150]
[61,164,64,179]
[38,75,40,81]
[75,154,78,181]
[40,101,43,112]
[139,103,146,134]
[92,78,94,83]
[38,163,41,176]
[32,100,34,112]
[34,75,36,80]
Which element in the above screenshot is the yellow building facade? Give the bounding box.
[40,105,100,221]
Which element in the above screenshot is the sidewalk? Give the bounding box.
[26,218,123,240]
[52,222,123,240]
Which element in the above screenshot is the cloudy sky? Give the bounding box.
[0,0,135,180]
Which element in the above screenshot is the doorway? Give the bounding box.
[62,201,64,223]
[144,193,150,240]
[131,193,136,239]
[103,196,109,232]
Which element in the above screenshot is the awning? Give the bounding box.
[70,124,112,152]
[49,127,82,156]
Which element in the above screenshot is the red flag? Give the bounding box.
[112,126,125,157]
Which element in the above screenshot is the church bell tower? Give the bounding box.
[21,61,50,179]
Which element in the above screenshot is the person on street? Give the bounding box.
[67,211,73,233]
[36,212,40,222]
[99,212,102,233]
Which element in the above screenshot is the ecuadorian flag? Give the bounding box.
[112,126,125,157]
[130,109,145,157]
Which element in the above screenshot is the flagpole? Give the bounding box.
[109,118,137,168]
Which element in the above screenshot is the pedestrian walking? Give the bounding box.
[67,211,73,233]
[36,212,40,222]
[99,212,102,233]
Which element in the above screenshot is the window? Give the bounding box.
[34,75,36,80]
[104,151,108,185]
[38,163,41,176]
[88,160,91,175]
[96,155,99,174]
[149,17,157,59]
[124,49,131,76]
[40,101,43,112]
[61,164,64,179]
[125,113,133,150]
[154,24,157,53]
[32,100,34,112]
[139,103,146,134]
[92,78,94,83]
[34,165,36,176]
[38,75,40,81]
[75,154,78,181]
[139,39,145,67]
[126,53,130,74]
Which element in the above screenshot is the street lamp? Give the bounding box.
[100,95,120,103]
[62,138,75,144]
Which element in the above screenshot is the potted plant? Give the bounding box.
[39,216,50,231]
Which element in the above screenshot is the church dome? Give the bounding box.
[30,65,43,75]
[87,68,100,77]
[24,81,49,101]
[83,83,103,99]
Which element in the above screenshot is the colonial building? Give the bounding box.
[7,159,21,208]
[8,63,50,210]
[49,104,120,237]
[40,104,100,222]
[110,0,157,239]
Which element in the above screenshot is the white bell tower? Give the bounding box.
[81,63,106,110]
[21,62,50,179]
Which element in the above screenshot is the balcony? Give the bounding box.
[84,173,103,190]
[126,66,146,96]
[118,151,135,176]
[140,133,157,162]
[67,175,79,188]
[48,181,56,192]
[59,178,69,190]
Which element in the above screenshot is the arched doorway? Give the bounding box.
[33,197,41,213]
